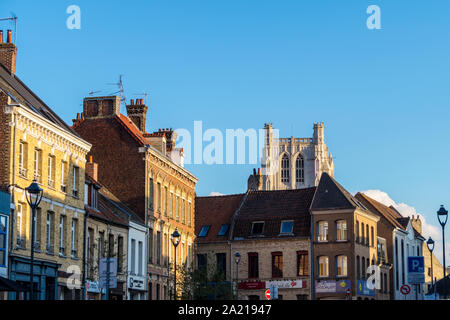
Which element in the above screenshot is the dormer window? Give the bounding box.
[280,220,294,234]
[199,225,210,237]
[218,224,229,236]
[251,222,264,236]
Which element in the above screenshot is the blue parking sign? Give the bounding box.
[408,256,424,273]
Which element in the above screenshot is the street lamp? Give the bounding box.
[426,237,435,298]
[171,229,180,300]
[234,252,240,300]
[25,180,43,300]
[437,205,448,300]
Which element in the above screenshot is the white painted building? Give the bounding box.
[127,217,148,300]
[392,217,425,300]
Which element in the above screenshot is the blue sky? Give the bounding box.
[1,1,450,260]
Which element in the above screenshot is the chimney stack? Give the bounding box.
[126,98,148,133]
[0,29,17,74]
[86,155,99,181]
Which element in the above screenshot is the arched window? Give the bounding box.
[281,154,290,183]
[295,155,304,183]
[336,255,347,277]
[371,226,374,247]
[356,255,360,279]
[336,220,347,241]
[361,223,365,244]
[366,224,369,246]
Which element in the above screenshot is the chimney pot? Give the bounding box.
[258,168,261,176]
[6,30,12,44]
[86,159,98,181]
[0,30,3,44]
[89,155,93,163]
[130,99,134,105]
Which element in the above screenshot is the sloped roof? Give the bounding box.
[232,187,316,239]
[355,192,405,230]
[311,172,367,211]
[0,63,80,137]
[195,194,245,242]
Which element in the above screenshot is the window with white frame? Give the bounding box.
[59,215,65,255]
[71,219,77,257]
[72,166,79,197]
[318,256,329,277]
[138,241,143,275]
[336,255,347,277]
[48,155,55,188]
[131,239,136,274]
[295,155,304,183]
[34,149,42,182]
[281,154,290,183]
[336,220,347,241]
[61,161,67,193]
[46,212,53,253]
[317,221,328,242]
[16,203,23,241]
[280,220,294,234]
[19,141,27,177]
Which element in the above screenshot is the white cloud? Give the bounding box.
[361,189,448,265]
[208,192,225,196]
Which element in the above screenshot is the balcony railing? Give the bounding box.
[72,189,79,198]
[61,184,67,193]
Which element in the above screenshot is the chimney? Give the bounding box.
[411,215,422,234]
[126,98,148,132]
[86,155,98,181]
[0,30,17,74]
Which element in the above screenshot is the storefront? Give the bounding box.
[0,191,9,281]
[86,280,103,300]
[128,275,147,300]
[315,279,352,300]
[8,256,59,300]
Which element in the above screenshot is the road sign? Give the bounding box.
[269,285,278,300]
[408,273,425,284]
[99,258,117,289]
[400,284,411,295]
[408,256,424,273]
[265,289,271,300]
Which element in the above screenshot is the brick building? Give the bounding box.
[0,30,91,299]
[72,96,197,300]
[195,188,314,300]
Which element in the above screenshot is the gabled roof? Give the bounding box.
[232,187,316,239]
[116,114,149,146]
[195,194,245,243]
[311,172,366,211]
[355,192,405,230]
[0,63,80,137]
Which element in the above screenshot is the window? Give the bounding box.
[61,161,67,193]
[71,219,77,257]
[176,196,180,220]
[72,166,79,197]
[295,155,304,183]
[59,215,65,255]
[336,220,347,241]
[108,233,114,257]
[318,256,329,277]
[395,237,399,289]
[99,231,105,257]
[361,257,366,279]
[169,192,173,218]
[19,142,27,177]
[199,225,210,237]
[317,221,328,242]
[148,229,153,263]
[164,187,168,216]
[366,225,369,246]
[156,183,161,211]
[361,223,365,244]
[356,256,360,279]
[280,220,294,234]
[371,226,374,247]
[248,253,259,278]
[131,239,136,274]
[336,255,347,277]
[197,254,207,270]
[48,155,55,188]
[188,201,192,227]
[401,239,405,285]
[355,220,359,243]
[46,211,54,253]
[156,231,161,265]
[181,198,185,224]
[34,149,42,182]
[272,252,283,278]
[251,222,264,236]
[87,228,94,278]
[297,251,308,276]
[216,253,226,279]
[118,236,124,273]
[0,216,7,266]
[16,203,25,245]
[148,178,154,210]
[218,224,230,236]
[281,154,290,183]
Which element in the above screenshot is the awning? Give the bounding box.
[0,276,29,292]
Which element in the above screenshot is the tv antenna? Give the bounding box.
[88,90,102,96]
[0,13,18,44]
[107,75,126,105]
[133,92,148,105]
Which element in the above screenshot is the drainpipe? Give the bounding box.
[7,104,17,288]
[81,206,89,300]
[228,240,233,298]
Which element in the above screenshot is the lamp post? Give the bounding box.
[437,205,448,300]
[426,237,435,298]
[234,252,240,300]
[25,180,43,300]
[171,229,180,300]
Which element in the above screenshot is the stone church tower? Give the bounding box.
[248,122,334,191]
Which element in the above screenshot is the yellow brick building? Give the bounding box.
[0,37,91,299]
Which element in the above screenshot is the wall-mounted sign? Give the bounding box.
[335,280,351,293]
[266,279,307,289]
[238,281,266,290]
[129,276,146,291]
[315,280,336,293]
[357,280,375,296]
